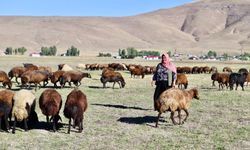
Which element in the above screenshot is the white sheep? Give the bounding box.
[12,89,38,133]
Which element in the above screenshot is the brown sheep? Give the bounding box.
[246,73,250,86]
[209,66,218,74]
[50,70,65,88]
[101,70,125,89]
[21,70,51,90]
[202,66,210,74]
[217,73,230,90]
[130,67,145,79]
[0,90,14,132]
[0,71,12,89]
[176,74,188,89]
[155,88,199,127]
[211,72,219,86]
[8,66,27,84]
[23,63,38,71]
[38,66,52,73]
[60,71,91,88]
[223,67,232,73]
[39,89,62,132]
[63,89,88,134]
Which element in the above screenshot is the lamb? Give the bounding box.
[39,89,62,132]
[0,71,12,89]
[0,90,14,132]
[155,88,199,127]
[217,73,230,90]
[12,89,38,133]
[175,74,188,89]
[63,89,88,134]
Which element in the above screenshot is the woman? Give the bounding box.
[151,53,177,110]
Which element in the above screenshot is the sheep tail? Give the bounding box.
[12,107,28,121]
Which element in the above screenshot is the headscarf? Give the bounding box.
[161,53,177,73]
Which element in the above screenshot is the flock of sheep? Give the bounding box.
[0,62,249,133]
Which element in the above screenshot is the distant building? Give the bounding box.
[30,52,41,57]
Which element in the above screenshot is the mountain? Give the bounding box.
[1,0,250,56]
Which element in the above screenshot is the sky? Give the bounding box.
[0,0,194,17]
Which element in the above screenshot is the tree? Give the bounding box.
[66,46,80,56]
[222,53,229,60]
[207,50,217,58]
[126,47,137,59]
[40,46,57,56]
[5,47,13,55]
[17,47,27,55]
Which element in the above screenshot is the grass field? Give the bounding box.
[0,56,250,150]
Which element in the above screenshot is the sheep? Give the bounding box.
[176,74,188,89]
[217,73,230,90]
[8,66,27,84]
[21,70,51,90]
[0,71,12,89]
[229,72,248,91]
[238,68,248,74]
[130,67,145,79]
[246,73,250,86]
[63,89,88,134]
[50,70,65,88]
[223,67,232,73]
[211,72,219,86]
[23,63,39,71]
[0,90,14,132]
[60,71,91,88]
[39,89,62,132]
[209,66,218,74]
[100,70,125,89]
[58,64,74,71]
[12,89,38,133]
[155,88,199,127]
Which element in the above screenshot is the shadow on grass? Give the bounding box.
[118,116,157,124]
[88,86,105,89]
[92,103,151,111]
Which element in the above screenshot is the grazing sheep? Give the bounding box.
[63,89,88,134]
[58,64,74,71]
[60,71,91,88]
[238,68,248,74]
[0,90,14,132]
[217,73,230,90]
[229,73,248,91]
[39,89,62,132]
[21,70,51,90]
[0,71,12,89]
[223,67,232,73]
[246,73,250,86]
[50,70,65,88]
[12,89,38,133]
[101,70,125,89]
[211,72,219,86]
[130,67,145,79]
[155,88,199,127]
[176,74,188,89]
[209,66,217,74]
[8,66,27,84]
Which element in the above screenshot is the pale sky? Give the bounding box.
[0,0,194,17]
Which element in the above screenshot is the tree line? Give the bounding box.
[4,46,80,56]
[118,47,160,59]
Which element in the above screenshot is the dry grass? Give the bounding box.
[0,56,249,150]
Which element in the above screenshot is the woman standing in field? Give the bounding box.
[151,53,177,110]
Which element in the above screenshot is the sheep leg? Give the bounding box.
[112,82,116,89]
[15,77,20,85]
[171,111,178,125]
[235,83,238,90]
[24,118,28,131]
[46,116,49,123]
[52,117,56,132]
[4,114,10,132]
[79,119,83,133]
[0,118,1,131]
[12,117,17,134]
[155,112,162,128]
[68,118,71,134]
[183,109,189,123]
[178,109,182,125]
